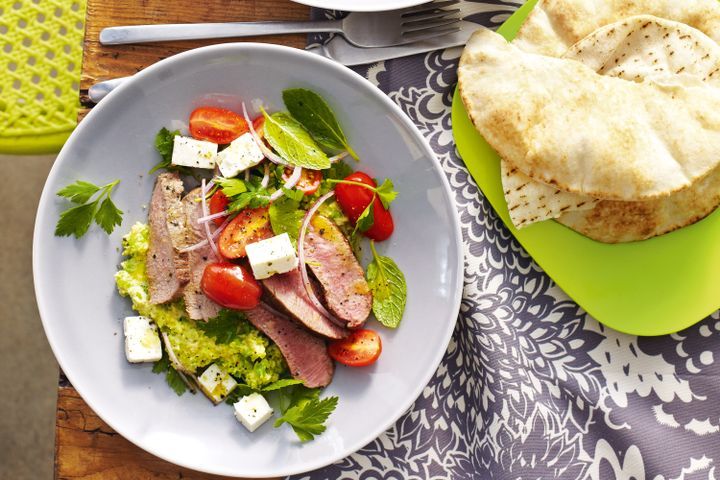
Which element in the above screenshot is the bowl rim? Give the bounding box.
[33,41,464,477]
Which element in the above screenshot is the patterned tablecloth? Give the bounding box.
[294,2,720,479]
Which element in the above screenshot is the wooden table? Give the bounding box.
[58,1,310,478]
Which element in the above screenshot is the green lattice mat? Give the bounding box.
[0,0,87,154]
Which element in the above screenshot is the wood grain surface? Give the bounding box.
[59,1,309,478]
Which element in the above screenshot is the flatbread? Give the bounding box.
[458,28,720,202]
[503,15,720,230]
[513,0,720,58]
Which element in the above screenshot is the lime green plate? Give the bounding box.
[452,0,720,336]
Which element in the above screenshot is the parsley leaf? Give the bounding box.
[149,127,180,174]
[274,395,339,442]
[224,384,256,405]
[262,378,303,392]
[55,179,123,238]
[152,350,187,396]
[214,177,248,197]
[374,179,398,210]
[366,241,407,328]
[269,197,305,242]
[197,309,250,344]
[354,200,375,235]
[282,88,358,160]
[262,109,331,170]
[324,160,353,182]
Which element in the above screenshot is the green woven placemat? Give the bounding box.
[0,0,87,154]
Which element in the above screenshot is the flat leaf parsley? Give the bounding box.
[55,179,123,238]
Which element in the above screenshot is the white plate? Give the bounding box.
[33,43,462,478]
[291,0,428,12]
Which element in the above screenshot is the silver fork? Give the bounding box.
[99,1,461,48]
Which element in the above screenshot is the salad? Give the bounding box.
[57,89,407,441]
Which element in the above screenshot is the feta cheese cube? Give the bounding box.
[234,393,274,432]
[245,233,298,280]
[197,363,238,404]
[124,316,162,363]
[216,132,265,178]
[171,135,218,169]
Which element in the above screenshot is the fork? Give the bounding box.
[99,1,461,48]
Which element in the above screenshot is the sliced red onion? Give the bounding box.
[297,190,344,327]
[180,211,233,253]
[329,151,349,163]
[269,165,302,202]
[200,179,221,260]
[161,332,197,393]
[202,179,215,196]
[213,215,232,239]
[260,162,270,189]
[179,239,209,253]
[242,102,287,166]
[197,209,230,225]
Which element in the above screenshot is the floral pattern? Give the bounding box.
[293,2,720,479]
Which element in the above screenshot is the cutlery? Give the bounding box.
[99,0,461,48]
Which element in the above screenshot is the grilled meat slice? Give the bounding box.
[246,305,334,388]
[146,172,191,304]
[262,268,348,340]
[304,215,372,328]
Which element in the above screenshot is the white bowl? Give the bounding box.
[33,43,462,477]
[291,0,428,12]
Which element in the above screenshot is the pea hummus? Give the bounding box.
[115,222,286,390]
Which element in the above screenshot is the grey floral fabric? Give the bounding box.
[294,2,720,479]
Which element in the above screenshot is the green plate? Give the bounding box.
[452,0,720,336]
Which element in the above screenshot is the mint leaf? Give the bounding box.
[262,110,330,170]
[282,89,358,160]
[366,241,407,328]
[198,310,250,344]
[57,180,101,204]
[269,197,305,242]
[274,396,338,442]
[55,202,97,238]
[374,179,398,210]
[95,197,123,234]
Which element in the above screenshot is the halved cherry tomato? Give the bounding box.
[218,207,273,259]
[328,329,382,367]
[189,107,248,144]
[208,190,230,227]
[334,172,394,241]
[201,262,261,310]
[282,167,322,195]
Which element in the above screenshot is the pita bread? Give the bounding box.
[458,28,720,202]
[513,0,720,57]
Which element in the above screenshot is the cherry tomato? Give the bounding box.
[328,329,382,367]
[334,172,394,241]
[218,207,273,259]
[208,190,230,227]
[252,116,265,137]
[189,107,248,144]
[201,262,261,310]
[282,167,322,195]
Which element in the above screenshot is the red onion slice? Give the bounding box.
[200,179,221,260]
[201,179,215,196]
[197,209,230,225]
[269,165,302,202]
[297,190,345,327]
[242,102,287,166]
[161,332,197,393]
[260,162,270,189]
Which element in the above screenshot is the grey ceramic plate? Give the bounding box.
[33,43,462,478]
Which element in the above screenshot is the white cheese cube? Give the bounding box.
[171,135,218,169]
[245,233,298,280]
[197,363,238,404]
[216,132,265,178]
[234,393,274,432]
[124,316,162,363]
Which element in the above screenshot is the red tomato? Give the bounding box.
[252,116,265,137]
[282,167,322,195]
[208,190,230,227]
[189,107,248,144]
[334,172,394,241]
[201,262,261,310]
[328,329,382,367]
[218,207,273,259]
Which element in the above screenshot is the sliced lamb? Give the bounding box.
[146,172,191,304]
[304,215,372,328]
[246,305,334,388]
[181,188,222,321]
[262,268,349,340]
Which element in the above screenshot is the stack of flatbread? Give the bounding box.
[458,0,720,243]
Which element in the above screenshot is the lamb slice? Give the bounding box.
[181,188,222,321]
[146,172,191,304]
[304,215,372,328]
[262,268,348,340]
[246,305,334,388]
